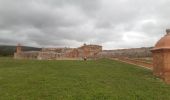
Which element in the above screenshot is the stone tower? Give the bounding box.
[16,43,22,53]
[151,29,170,83]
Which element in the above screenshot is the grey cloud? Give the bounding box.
[0,0,170,49]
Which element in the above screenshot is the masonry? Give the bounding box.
[14,44,102,60]
[151,29,170,83]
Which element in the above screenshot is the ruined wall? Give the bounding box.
[14,51,39,59]
[78,45,102,58]
[99,47,152,58]
[42,48,73,53]
[14,44,103,60]
[65,49,80,58]
[38,48,76,60]
[37,45,102,60]
[14,44,151,60]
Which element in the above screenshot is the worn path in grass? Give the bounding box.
[0,57,170,100]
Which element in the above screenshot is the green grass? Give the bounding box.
[0,57,170,100]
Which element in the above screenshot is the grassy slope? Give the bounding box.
[0,58,170,100]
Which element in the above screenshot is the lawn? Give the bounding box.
[0,57,170,100]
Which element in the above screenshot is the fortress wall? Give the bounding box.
[14,44,103,60]
[100,47,152,58]
[14,51,39,59]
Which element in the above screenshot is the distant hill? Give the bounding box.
[0,45,41,56]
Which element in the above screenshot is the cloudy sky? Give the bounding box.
[0,0,169,49]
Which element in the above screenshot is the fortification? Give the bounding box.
[14,44,102,60]
[151,29,170,83]
[14,43,39,59]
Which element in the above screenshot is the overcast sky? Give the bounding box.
[0,0,169,49]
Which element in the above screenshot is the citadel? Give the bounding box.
[13,29,170,83]
[14,44,102,60]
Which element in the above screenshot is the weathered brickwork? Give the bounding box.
[14,51,39,59]
[14,44,102,60]
[151,29,170,84]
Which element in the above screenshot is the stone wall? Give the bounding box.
[99,47,152,58]
[14,51,39,59]
[14,44,102,60]
[14,44,152,60]
[78,44,102,58]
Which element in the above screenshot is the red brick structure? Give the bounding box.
[151,29,170,83]
[78,44,102,58]
[14,44,102,60]
[38,44,102,60]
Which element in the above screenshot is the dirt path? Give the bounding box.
[111,58,153,70]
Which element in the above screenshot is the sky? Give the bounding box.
[0,0,170,49]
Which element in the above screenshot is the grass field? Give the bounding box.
[0,57,170,100]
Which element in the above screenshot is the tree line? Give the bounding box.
[0,45,41,56]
